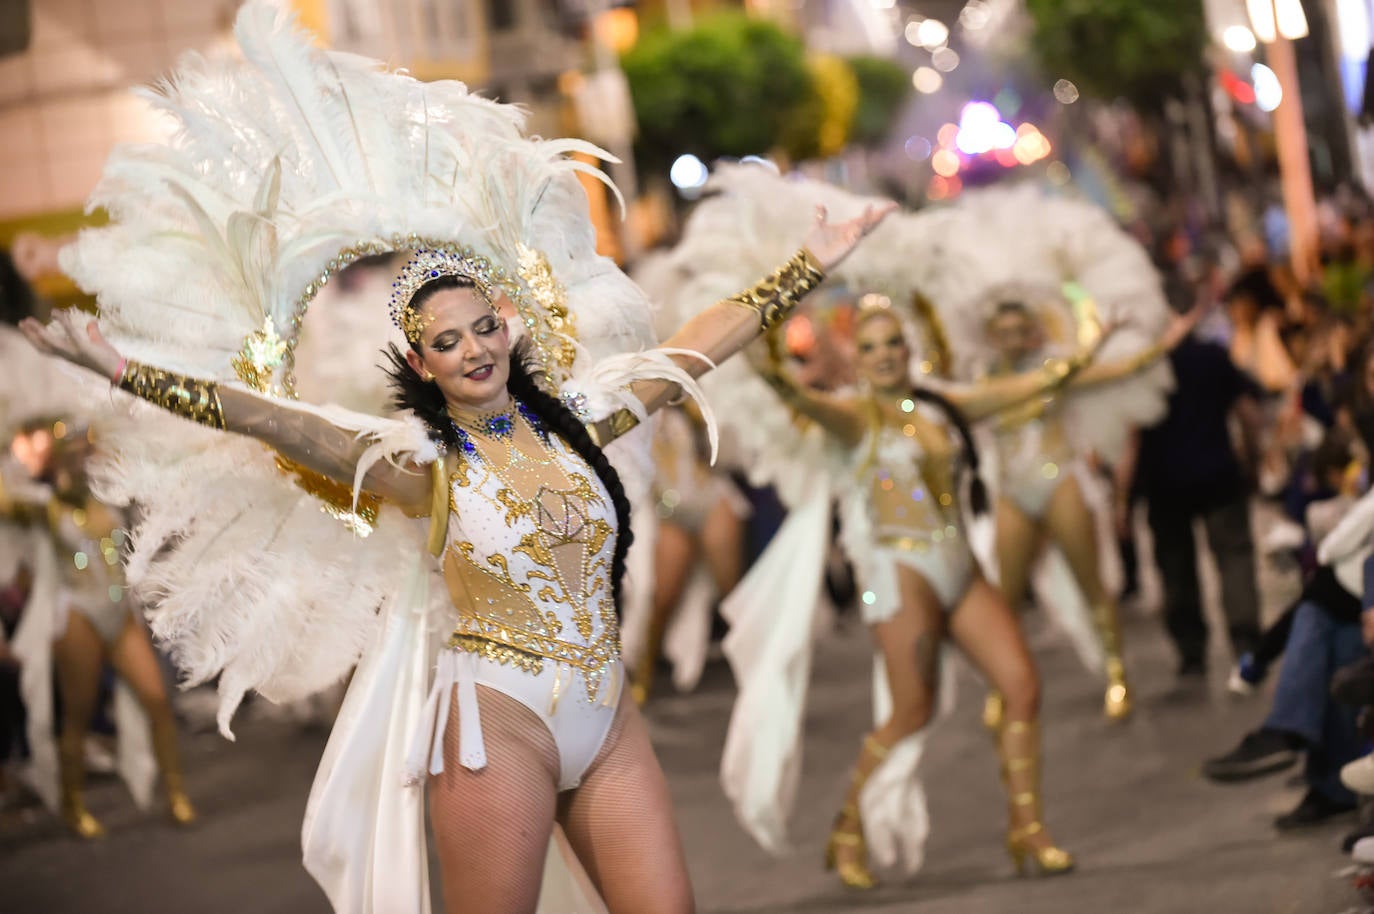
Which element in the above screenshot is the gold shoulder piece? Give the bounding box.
[426,455,450,558]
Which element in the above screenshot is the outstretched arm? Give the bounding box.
[749,333,866,447]
[1069,297,1214,390]
[627,203,895,416]
[943,351,1095,423]
[19,312,431,512]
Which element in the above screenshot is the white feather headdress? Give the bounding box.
[61,2,662,733]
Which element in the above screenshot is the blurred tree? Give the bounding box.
[780,54,859,161]
[846,56,911,147]
[1024,0,1206,108]
[621,14,813,170]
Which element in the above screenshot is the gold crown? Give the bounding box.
[389,247,501,343]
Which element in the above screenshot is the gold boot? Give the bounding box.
[1094,602,1132,722]
[998,721,1073,877]
[58,735,105,840]
[150,710,197,826]
[824,734,890,889]
[982,690,1006,732]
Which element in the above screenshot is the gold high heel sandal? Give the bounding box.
[825,804,876,890]
[1095,603,1132,722]
[58,739,105,840]
[999,721,1074,878]
[824,734,890,889]
[152,715,197,826]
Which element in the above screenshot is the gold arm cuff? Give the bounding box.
[586,408,641,448]
[1040,350,1090,392]
[426,455,450,557]
[727,247,826,332]
[116,360,226,430]
[1127,342,1166,375]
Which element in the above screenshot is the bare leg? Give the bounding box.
[632,522,697,704]
[828,565,946,888]
[986,497,1042,729]
[1043,475,1131,720]
[699,494,745,597]
[52,611,106,838]
[949,579,1072,875]
[557,696,694,914]
[107,613,194,823]
[428,687,561,914]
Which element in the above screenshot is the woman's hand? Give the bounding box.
[1160,296,1217,352]
[801,203,897,273]
[18,311,123,382]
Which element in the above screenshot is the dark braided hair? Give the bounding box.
[381,275,634,615]
[908,386,989,516]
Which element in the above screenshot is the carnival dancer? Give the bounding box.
[19,6,889,910]
[0,324,189,838]
[628,403,749,704]
[656,165,1089,890]
[914,187,1186,726]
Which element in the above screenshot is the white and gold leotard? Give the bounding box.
[839,400,975,620]
[412,400,623,790]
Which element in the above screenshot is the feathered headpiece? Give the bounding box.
[60,2,663,733]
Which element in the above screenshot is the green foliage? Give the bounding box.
[1024,0,1206,107]
[847,56,910,146]
[621,14,813,170]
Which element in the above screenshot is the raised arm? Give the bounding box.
[626,204,894,417]
[943,351,1095,423]
[750,332,866,447]
[19,312,431,513]
[1068,296,1215,390]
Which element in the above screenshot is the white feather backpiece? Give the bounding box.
[911,184,1174,461]
[61,2,661,734]
[655,164,891,504]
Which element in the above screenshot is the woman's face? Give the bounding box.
[854,312,910,392]
[405,287,512,410]
[987,308,1039,363]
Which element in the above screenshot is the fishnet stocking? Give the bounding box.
[428,686,560,914]
[557,697,694,914]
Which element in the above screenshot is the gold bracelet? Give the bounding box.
[117,360,226,430]
[586,407,641,448]
[727,248,826,332]
[1041,351,1089,392]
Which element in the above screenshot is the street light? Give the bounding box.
[1246,0,1318,282]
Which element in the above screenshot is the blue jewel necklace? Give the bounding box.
[447,399,547,458]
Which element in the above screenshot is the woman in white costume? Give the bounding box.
[19,6,888,910]
[655,166,1095,890]
[914,187,1187,726]
[630,403,749,704]
[0,323,190,838]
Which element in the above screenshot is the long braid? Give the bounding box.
[383,335,634,616]
[505,356,634,617]
[910,386,989,515]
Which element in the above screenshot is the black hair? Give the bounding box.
[909,386,989,516]
[0,250,38,326]
[382,275,634,614]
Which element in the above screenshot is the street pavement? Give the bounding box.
[1,600,1368,913]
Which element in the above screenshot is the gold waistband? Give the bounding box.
[445,617,620,699]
